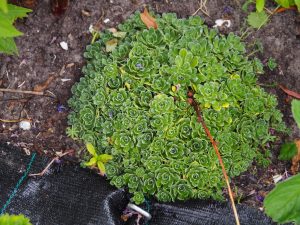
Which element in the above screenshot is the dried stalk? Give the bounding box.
[29,150,73,177]
[0,118,29,123]
[188,93,240,225]
[0,88,44,96]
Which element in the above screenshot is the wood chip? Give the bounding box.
[33,74,56,92]
[291,140,300,174]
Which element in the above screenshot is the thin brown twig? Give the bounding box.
[0,88,44,96]
[29,150,73,177]
[187,92,240,225]
[0,118,30,123]
[192,0,210,17]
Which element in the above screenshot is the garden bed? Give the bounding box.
[0,0,299,213]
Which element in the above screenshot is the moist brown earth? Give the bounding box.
[0,0,299,209]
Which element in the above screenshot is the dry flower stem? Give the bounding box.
[0,118,28,123]
[188,94,240,225]
[29,150,73,177]
[0,88,44,96]
[192,0,210,17]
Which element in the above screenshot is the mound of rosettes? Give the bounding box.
[67,12,285,204]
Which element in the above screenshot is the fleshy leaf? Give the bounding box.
[291,99,300,128]
[278,142,297,160]
[264,174,300,224]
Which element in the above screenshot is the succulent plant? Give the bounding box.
[67,11,285,204]
[0,214,32,225]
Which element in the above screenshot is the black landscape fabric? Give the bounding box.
[0,143,275,225]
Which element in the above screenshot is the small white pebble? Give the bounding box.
[213,19,231,28]
[60,41,68,50]
[89,24,95,33]
[273,174,283,184]
[104,18,110,23]
[61,78,71,82]
[19,120,31,130]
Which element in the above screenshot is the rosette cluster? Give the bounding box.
[67,12,285,204]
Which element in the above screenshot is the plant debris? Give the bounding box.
[278,85,300,99]
[33,74,56,92]
[291,140,300,174]
[140,8,158,29]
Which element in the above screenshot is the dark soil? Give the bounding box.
[1,0,299,211]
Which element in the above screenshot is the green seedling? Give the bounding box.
[84,143,112,175]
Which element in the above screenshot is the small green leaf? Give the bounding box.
[0,37,17,54]
[179,48,187,58]
[256,0,265,12]
[98,154,113,163]
[295,0,300,10]
[267,57,277,71]
[292,99,300,129]
[85,157,97,166]
[6,4,32,21]
[279,142,297,160]
[0,16,23,37]
[247,11,268,29]
[86,143,96,156]
[275,0,293,8]
[0,0,7,13]
[97,161,106,173]
[264,174,300,224]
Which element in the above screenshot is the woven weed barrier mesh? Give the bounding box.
[0,143,275,225]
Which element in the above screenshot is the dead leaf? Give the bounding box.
[275,6,297,13]
[33,75,56,92]
[105,39,118,52]
[291,140,300,174]
[107,28,117,33]
[279,85,300,99]
[81,9,91,17]
[140,8,158,29]
[113,32,127,38]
